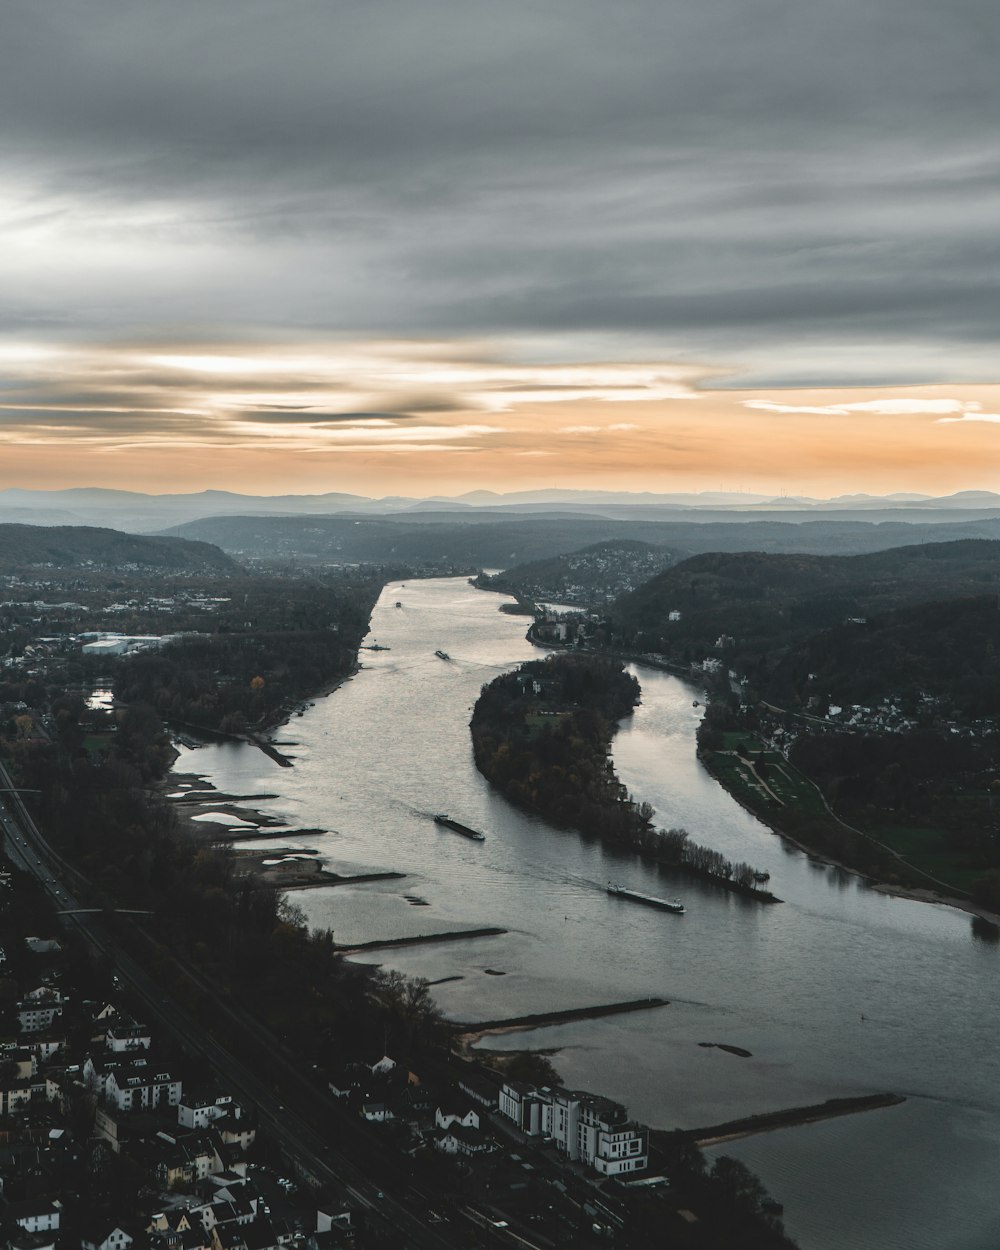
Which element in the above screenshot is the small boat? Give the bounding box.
[435,814,485,841]
[607,882,685,913]
[363,642,391,651]
[435,650,451,660]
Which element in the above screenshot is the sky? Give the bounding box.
[1,0,998,498]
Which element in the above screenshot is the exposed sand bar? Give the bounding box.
[456,996,670,1040]
[336,926,508,953]
[278,870,407,891]
[670,1092,906,1147]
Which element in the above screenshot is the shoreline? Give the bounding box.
[524,628,1000,927]
[698,748,1000,928]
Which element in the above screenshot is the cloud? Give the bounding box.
[238,411,414,424]
[937,413,1000,424]
[0,0,997,388]
[744,399,978,417]
[560,422,641,435]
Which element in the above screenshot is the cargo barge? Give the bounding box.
[607,882,685,913]
[435,814,486,841]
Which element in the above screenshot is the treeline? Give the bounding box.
[114,573,383,733]
[651,826,767,892]
[639,1136,797,1250]
[471,655,650,840]
[606,539,1000,689]
[3,579,448,1069]
[471,656,773,897]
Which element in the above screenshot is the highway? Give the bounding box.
[0,759,467,1250]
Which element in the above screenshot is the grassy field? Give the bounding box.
[715,733,828,817]
[862,821,984,894]
[709,731,982,894]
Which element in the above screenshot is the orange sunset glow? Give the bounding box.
[0,341,997,497]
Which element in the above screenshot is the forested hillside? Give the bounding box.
[609,539,1000,675]
[475,539,678,606]
[768,596,1000,716]
[0,523,236,573]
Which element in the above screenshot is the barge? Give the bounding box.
[607,882,685,913]
[435,814,486,841]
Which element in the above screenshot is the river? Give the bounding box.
[174,576,1000,1250]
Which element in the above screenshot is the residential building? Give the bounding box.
[6,1199,61,1234]
[81,1225,134,1250]
[105,1023,153,1053]
[498,1082,648,1176]
[84,1054,182,1111]
[178,1092,238,1130]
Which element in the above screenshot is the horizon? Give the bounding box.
[5,482,1000,506]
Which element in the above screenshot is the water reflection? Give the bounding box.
[176,577,1000,1250]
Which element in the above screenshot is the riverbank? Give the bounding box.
[698,742,1000,927]
[472,654,777,904]
[160,575,1000,1250]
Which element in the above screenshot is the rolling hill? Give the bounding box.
[161,513,1000,571]
[609,539,1000,669]
[0,525,238,574]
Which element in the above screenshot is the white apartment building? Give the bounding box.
[499,1082,648,1176]
[105,1023,153,1053]
[178,1092,237,1130]
[84,1054,182,1111]
[17,988,65,1034]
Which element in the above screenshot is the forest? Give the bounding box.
[471,655,772,896]
[471,654,649,840]
[767,594,1000,717]
[607,538,1000,677]
[113,571,384,733]
[0,522,236,573]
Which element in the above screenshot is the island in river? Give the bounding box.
[470,653,779,901]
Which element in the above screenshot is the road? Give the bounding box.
[0,759,465,1250]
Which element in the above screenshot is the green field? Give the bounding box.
[862,821,983,894]
[714,734,827,817]
[709,732,981,895]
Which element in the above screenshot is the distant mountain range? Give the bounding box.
[161,513,1000,572]
[2,486,1000,533]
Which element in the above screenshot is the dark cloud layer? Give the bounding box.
[1,0,998,384]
